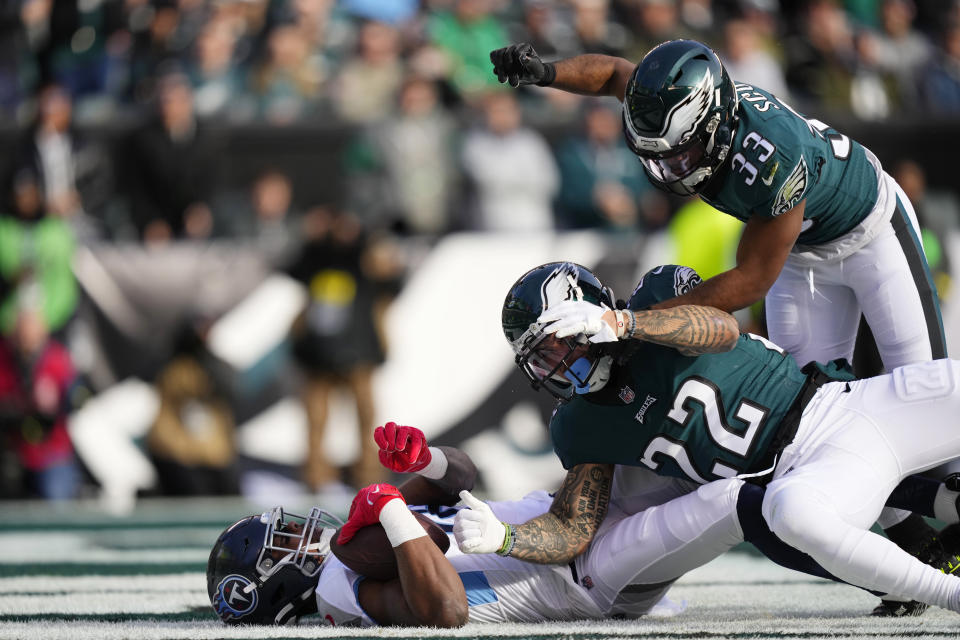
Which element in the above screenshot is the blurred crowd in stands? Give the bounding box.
[1,0,960,503]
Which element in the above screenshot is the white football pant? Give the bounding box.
[762,359,960,611]
[574,475,744,614]
[766,179,948,523]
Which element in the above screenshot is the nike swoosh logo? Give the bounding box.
[366,486,380,506]
[762,174,775,186]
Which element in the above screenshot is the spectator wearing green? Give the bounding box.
[0,169,77,336]
[428,0,507,97]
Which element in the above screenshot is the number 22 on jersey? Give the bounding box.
[638,334,782,483]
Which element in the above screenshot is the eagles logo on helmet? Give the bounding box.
[504,263,706,400]
[628,265,703,311]
[622,40,739,196]
[502,262,615,400]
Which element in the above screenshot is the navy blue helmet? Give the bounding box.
[207,506,342,625]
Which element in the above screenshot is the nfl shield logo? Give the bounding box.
[618,386,635,404]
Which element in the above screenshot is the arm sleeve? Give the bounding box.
[425,446,477,496]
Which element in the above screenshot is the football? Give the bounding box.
[329,511,450,580]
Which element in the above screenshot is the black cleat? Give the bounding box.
[870,523,960,618]
[871,599,929,617]
[935,524,960,576]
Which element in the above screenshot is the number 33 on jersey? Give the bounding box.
[700,83,879,246]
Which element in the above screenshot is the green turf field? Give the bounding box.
[1,497,957,640]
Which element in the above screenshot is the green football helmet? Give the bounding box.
[502,262,615,400]
[622,40,739,195]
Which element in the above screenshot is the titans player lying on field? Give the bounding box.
[208,419,960,627]
[207,430,696,627]
[455,261,960,614]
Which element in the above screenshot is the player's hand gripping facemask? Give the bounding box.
[502,262,615,399]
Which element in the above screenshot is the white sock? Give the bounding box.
[933,485,960,524]
[379,499,427,547]
[877,507,911,530]
[417,447,448,480]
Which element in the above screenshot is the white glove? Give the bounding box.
[453,490,507,554]
[537,300,618,343]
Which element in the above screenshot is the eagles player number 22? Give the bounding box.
[639,334,783,483]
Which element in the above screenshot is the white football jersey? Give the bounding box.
[314,492,610,626]
[313,481,740,627]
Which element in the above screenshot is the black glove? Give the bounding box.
[489,43,556,88]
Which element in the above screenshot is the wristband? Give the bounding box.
[379,499,427,547]
[536,62,556,87]
[624,309,637,339]
[496,523,515,557]
[417,447,448,480]
[613,310,627,338]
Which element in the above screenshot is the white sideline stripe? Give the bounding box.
[0,531,221,563]
[0,574,203,593]
[0,548,208,563]
[0,527,225,541]
[0,592,205,615]
[0,607,956,640]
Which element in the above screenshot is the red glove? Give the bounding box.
[374,422,432,473]
[337,483,405,544]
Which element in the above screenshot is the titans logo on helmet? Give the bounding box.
[213,574,258,621]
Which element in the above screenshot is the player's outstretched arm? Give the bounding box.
[552,55,636,100]
[376,422,477,506]
[650,202,806,314]
[490,43,634,100]
[455,463,614,564]
[538,301,739,355]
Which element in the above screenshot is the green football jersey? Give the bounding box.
[700,83,879,246]
[549,333,811,483]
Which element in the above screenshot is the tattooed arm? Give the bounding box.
[508,463,614,564]
[624,305,740,356]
